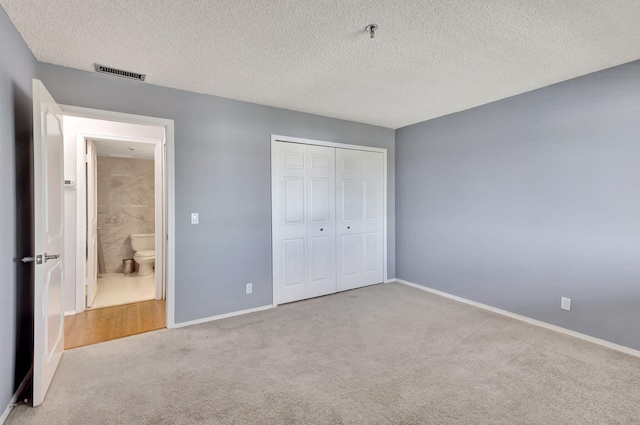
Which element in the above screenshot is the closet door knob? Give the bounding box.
[347,226,351,229]
[320,228,324,231]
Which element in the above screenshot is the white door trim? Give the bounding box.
[61,105,176,328]
[85,139,98,308]
[271,134,388,306]
[272,134,388,154]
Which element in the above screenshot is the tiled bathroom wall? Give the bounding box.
[97,157,155,273]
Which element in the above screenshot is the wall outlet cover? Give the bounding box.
[561,296,571,311]
[246,283,253,294]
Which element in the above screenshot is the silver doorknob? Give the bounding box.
[22,255,43,264]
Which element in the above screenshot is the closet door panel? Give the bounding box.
[340,233,359,276]
[310,237,331,281]
[284,178,305,223]
[360,151,384,285]
[336,149,384,291]
[336,149,363,290]
[284,239,305,286]
[274,142,308,304]
[274,142,336,304]
[363,232,380,272]
[307,145,336,298]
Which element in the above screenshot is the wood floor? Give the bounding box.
[64,300,166,349]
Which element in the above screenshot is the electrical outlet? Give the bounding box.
[191,213,199,224]
[245,283,253,294]
[560,297,571,311]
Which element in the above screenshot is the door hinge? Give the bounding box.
[85,154,89,163]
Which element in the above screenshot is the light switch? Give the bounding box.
[191,213,199,224]
[560,296,571,311]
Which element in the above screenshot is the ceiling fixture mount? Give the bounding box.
[366,24,378,39]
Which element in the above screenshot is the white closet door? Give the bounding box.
[336,149,384,291]
[273,142,336,304]
[306,145,336,299]
[274,142,307,304]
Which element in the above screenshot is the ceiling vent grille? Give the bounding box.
[95,64,146,82]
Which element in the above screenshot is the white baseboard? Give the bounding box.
[1,367,32,425]
[64,310,76,317]
[170,304,274,329]
[395,279,640,359]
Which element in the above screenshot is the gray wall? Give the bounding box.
[396,60,640,350]
[38,63,395,323]
[0,6,36,409]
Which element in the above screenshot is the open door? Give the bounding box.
[86,140,98,307]
[31,80,65,406]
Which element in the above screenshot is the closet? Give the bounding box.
[272,140,385,305]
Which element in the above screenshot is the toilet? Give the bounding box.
[130,233,155,276]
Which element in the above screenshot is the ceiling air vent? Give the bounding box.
[94,64,146,82]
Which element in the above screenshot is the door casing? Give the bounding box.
[86,139,98,307]
[61,105,176,328]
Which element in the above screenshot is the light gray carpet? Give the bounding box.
[7,283,640,424]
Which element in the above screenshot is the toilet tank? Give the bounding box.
[130,233,154,252]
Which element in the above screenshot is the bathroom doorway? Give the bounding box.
[65,117,166,313]
[60,110,172,348]
[86,138,159,310]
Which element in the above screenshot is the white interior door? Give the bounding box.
[32,80,65,406]
[273,142,336,304]
[306,145,336,299]
[336,149,384,291]
[274,142,307,304]
[86,140,98,307]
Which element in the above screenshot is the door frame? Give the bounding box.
[270,134,388,307]
[85,138,98,307]
[62,105,176,328]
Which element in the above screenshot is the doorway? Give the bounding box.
[85,137,161,310]
[60,109,174,348]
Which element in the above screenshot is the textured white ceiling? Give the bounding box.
[3,1,640,128]
[93,139,155,160]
